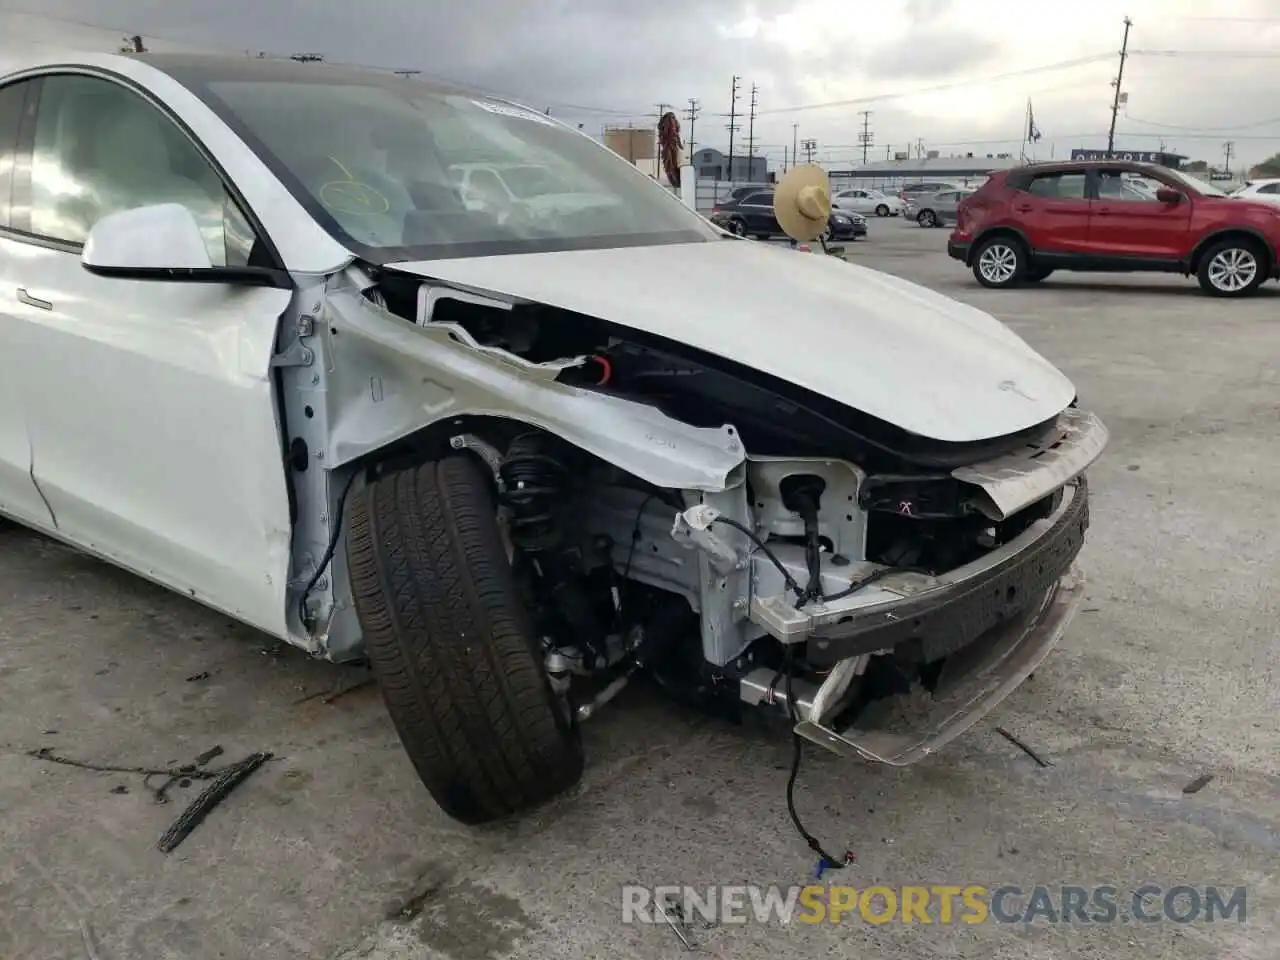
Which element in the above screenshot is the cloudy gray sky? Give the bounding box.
[3,0,1279,170]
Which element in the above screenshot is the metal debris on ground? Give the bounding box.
[292,672,376,705]
[655,897,695,952]
[1182,773,1214,795]
[145,745,225,804]
[28,745,227,784]
[995,726,1053,768]
[79,918,103,960]
[157,751,273,854]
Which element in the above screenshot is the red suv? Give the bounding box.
[948,160,1280,297]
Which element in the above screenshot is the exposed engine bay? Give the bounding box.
[348,268,1107,758]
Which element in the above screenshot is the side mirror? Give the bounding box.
[83,203,214,273]
[82,203,286,287]
[1155,187,1183,204]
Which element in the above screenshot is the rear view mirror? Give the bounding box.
[83,203,214,274]
[1155,188,1182,204]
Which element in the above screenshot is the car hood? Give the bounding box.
[387,239,1076,442]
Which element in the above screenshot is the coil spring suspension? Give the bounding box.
[497,433,570,551]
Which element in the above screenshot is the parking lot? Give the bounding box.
[1,220,1276,960]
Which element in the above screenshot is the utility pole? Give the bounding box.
[801,138,817,164]
[1106,16,1133,155]
[1223,141,1234,175]
[746,83,759,177]
[857,110,874,166]
[726,76,741,184]
[885,144,891,161]
[915,137,925,159]
[686,98,700,157]
[792,122,799,167]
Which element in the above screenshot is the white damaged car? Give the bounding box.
[0,53,1107,824]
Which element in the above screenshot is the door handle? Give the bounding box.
[1014,203,1033,212]
[1095,206,1111,216]
[16,287,52,311]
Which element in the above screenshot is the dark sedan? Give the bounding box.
[709,189,867,241]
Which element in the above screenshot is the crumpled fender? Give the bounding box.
[321,288,745,491]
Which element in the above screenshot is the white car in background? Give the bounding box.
[1230,178,1280,206]
[449,161,618,219]
[832,188,902,217]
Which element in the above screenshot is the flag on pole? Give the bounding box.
[1027,100,1043,143]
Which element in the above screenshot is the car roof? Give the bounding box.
[3,50,491,101]
[1012,159,1170,176]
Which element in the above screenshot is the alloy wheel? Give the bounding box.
[1207,247,1258,293]
[978,243,1018,285]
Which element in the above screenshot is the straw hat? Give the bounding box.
[773,164,832,242]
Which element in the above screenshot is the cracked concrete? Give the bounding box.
[1,222,1276,959]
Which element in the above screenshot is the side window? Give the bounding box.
[1097,170,1149,201]
[1258,183,1280,195]
[29,74,256,266]
[1026,172,1087,199]
[0,81,26,228]
[468,168,507,203]
[743,191,773,205]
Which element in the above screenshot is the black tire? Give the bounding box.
[1025,267,1054,283]
[1196,237,1268,297]
[729,217,747,236]
[971,235,1027,289]
[917,209,936,227]
[875,204,890,217]
[346,454,583,824]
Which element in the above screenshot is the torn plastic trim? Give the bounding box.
[321,288,747,492]
[953,408,1108,520]
[793,566,1084,765]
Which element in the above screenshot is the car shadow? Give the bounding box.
[1037,279,1280,298]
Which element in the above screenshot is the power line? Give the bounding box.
[726,75,741,184]
[857,110,874,165]
[1132,49,1280,59]
[753,54,1114,116]
[1123,111,1280,133]
[1107,16,1133,154]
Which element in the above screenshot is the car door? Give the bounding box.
[842,189,870,213]
[3,72,295,636]
[1010,170,1092,253]
[740,191,779,234]
[0,78,57,528]
[1248,181,1280,207]
[1087,168,1191,260]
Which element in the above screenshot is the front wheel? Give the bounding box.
[345,454,583,824]
[875,204,890,217]
[917,209,937,228]
[1197,239,1267,297]
[972,237,1026,289]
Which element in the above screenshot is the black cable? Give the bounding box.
[709,515,806,600]
[815,565,902,604]
[297,468,362,629]
[782,643,853,875]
